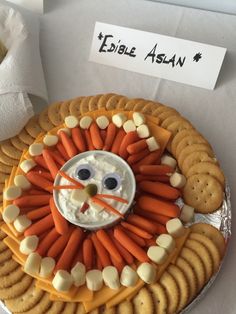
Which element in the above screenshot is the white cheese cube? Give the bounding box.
[170,172,186,188]
[13,215,32,233]
[96,116,109,129]
[102,266,120,290]
[52,270,73,292]
[161,155,177,169]
[40,257,55,278]
[20,159,36,173]
[133,112,146,126]
[70,189,88,207]
[4,186,22,200]
[14,175,31,190]
[147,246,168,264]
[137,262,156,284]
[166,218,185,238]
[120,265,138,287]
[24,252,42,275]
[65,115,79,128]
[43,134,59,146]
[71,262,86,287]
[86,269,103,291]
[112,113,127,128]
[137,124,150,138]
[79,116,93,129]
[180,205,195,223]
[123,120,136,133]
[2,204,20,223]
[29,143,44,156]
[20,236,39,255]
[156,234,175,253]
[146,137,160,152]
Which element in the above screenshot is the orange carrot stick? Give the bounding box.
[84,129,95,150]
[28,189,49,196]
[114,227,149,263]
[71,127,86,152]
[96,255,103,270]
[119,131,140,159]
[134,207,170,225]
[83,238,93,270]
[24,214,54,236]
[48,150,65,167]
[42,149,59,179]
[145,238,157,247]
[26,172,53,192]
[135,174,169,183]
[90,122,103,149]
[50,197,69,235]
[137,195,180,218]
[139,165,174,176]
[100,130,107,142]
[58,170,84,188]
[110,254,125,273]
[139,181,181,200]
[132,151,161,173]
[54,227,84,272]
[111,129,126,154]
[91,196,124,218]
[47,227,74,258]
[59,130,78,158]
[72,246,84,267]
[96,194,128,204]
[91,233,111,267]
[96,229,123,263]
[36,228,60,256]
[127,139,147,154]
[127,148,150,165]
[127,214,167,234]
[30,171,53,182]
[26,205,51,220]
[119,226,146,247]
[56,142,70,161]
[103,123,117,151]
[121,221,153,239]
[13,195,51,207]
[34,155,48,170]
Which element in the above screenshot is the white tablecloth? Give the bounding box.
[2,0,236,313]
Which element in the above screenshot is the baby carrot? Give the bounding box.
[119,226,146,247]
[58,170,84,188]
[103,123,117,151]
[145,238,157,247]
[24,213,54,236]
[54,227,84,272]
[71,127,86,152]
[119,131,140,159]
[121,221,152,239]
[139,181,181,200]
[90,122,103,149]
[56,142,70,161]
[110,255,125,273]
[30,171,53,182]
[72,246,84,267]
[135,174,169,183]
[100,130,107,142]
[96,229,123,263]
[34,155,48,170]
[47,227,74,258]
[83,238,93,270]
[59,130,78,158]
[42,149,59,179]
[50,197,69,235]
[91,233,111,268]
[36,228,60,256]
[84,129,95,150]
[137,195,180,218]
[127,139,147,154]
[26,205,51,220]
[26,171,53,192]
[13,195,51,207]
[127,214,163,234]
[48,150,65,167]
[96,255,103,271]
[111,129,126,155]
[134,207,170,225]
[127,149,150,165]
[132,151,161,173]
[114,227,149,263]
[139,165,174,176]
[28,189,49,196]
[96,194,128,204]
[91,197,124,218]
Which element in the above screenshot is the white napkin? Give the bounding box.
[0,4,48,140]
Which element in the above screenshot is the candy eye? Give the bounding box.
[76,164,94,181]
[103,173,121,191]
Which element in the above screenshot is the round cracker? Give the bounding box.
[0,162,12,174]
[69,97,85,117]
[183,174,224,213]
[132,287,154,314]
[0,172,9,184]
[0,241,7,252]
[158,109,180,122]
[1,140,22,160]
[10,136,28,152]
[161,114,181,129]
[141,102,157,115]
[133,100,147,112]
[167,264,189,312]
[105,94,123,111]
[125,98,143,111]
[167,118,194,140]
[175,135,209,159]
[25,115,43,139]
[186,162,225,187]
[59,100,71,120]
[171,129,199,157]
[180,247,206,292]
[99,305,116,314]
[0,229,6,240]
[20,292,52,314]
[0,258,18,276]
[80,96,93,114]
[0,183,5,193]
[0,274,32,300]
[148,283,168,314]
[61,302,77,314]
[116,96,129,109]
[75,303,86,314]
[48,102,64,126]
[39,108,55,132]
[189,233,221,273]
[0,148,19,166]
[181,151,218,175]
[185,239,213,282]
[43,300,64,314]
[0,248,12,264]
[117,300,133,314]
[190,223,225,257]
[88,94,102,111]
[0,266,24,289]
[159,271,179,314]
[18,128,35,145]
[97,93,115,110]
[152,104,170,115]
[175,256,198,303]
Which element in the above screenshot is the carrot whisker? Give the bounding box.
[58,170,84,188]
[91,196,124,218]
[96,194,128,204]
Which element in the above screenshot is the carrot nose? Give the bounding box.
[84,184,98,197]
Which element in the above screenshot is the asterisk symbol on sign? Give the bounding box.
[98,32,103,40]
[193,52,202,62]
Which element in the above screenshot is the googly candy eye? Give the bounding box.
[76,164,95,181]
[102,173,121,191]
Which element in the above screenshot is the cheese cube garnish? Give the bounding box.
[57,128,71,136]
[137,124,150,138]
[133,112,146,126]
[137,263,156,284]
[102,266,120,290]
[123,120,136,133]
[71,262,86,287]
[96,116,109,129]
[146,137,160,152]
[120,265,138,287]
[166,218,185,238]
[24,252,42,275]
[43,134,59,146]
[88,200,104,213]
[52,270,73,292]
[4,186,22,200]
[161,155,177,169]
[20,159,36,173]
[20,236,39,255]
[170,172,186,188]
[112,113,127,128]
[3,204,20,223]
[40,257,55,278]
[180,204,195,223]
[29,143,44,156]
[86,269,103,291]
[147,246,168,264]
[156,234,175,253]
[80,116,93,129]
[70,189,89,207]
[14,175,31,190]
[13,215,32,233]
[65,115,79,128]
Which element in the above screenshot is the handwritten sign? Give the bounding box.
[89,22,226,90]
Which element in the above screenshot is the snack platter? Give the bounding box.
[0,93,230,314]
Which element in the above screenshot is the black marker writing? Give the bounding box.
[98,34,136,57]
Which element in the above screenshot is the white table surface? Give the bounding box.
[2,0,236,313]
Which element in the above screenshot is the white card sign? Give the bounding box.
[89,22,226,90]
